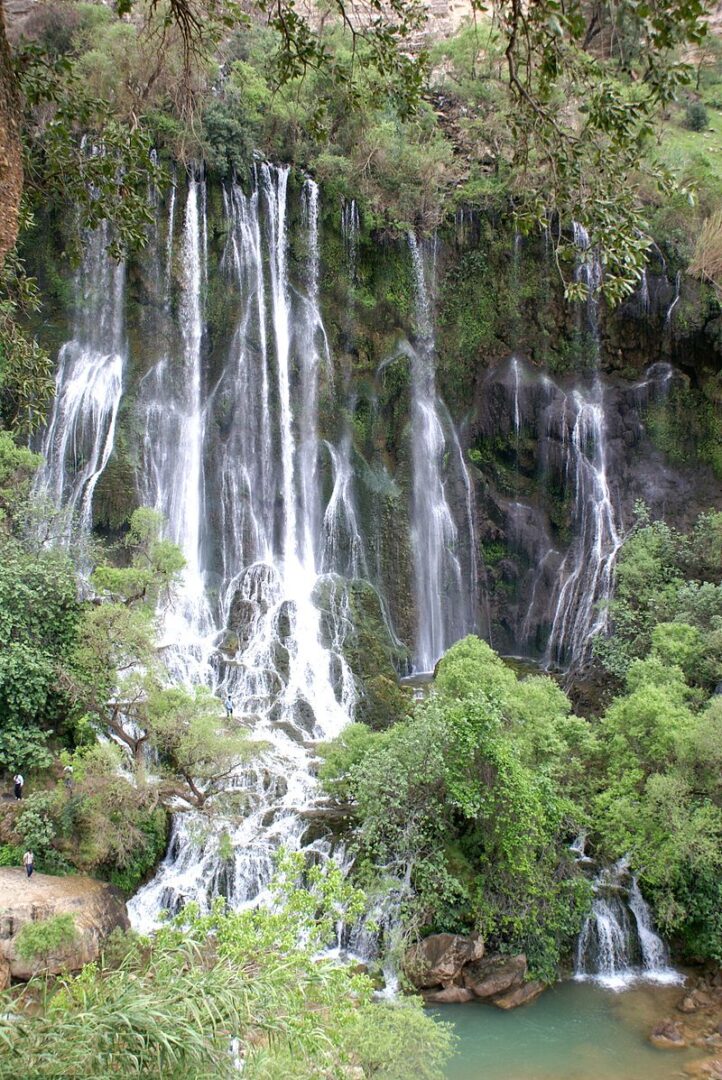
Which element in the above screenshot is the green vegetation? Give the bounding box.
[15,913,77,964]
[316,507,722,976]
[0,855,452,1079]
[0,470,256,890]
[320,637,594,979]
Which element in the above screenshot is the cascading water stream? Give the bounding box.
[36,220,125,539]
[341,197,360,280]
[138,171,213,684]
[543,225,622,670]
[575,861,681,990]
[129,166,356,929]
[407,234,477,671]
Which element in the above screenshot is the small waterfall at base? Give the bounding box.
[575,861,682,990]
[407,234,477,672]
[36,220,125,539]
[128,165,357,930]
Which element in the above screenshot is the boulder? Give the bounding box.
[492,979,547,1010]
[650,1018,688,1050]
[680,991,715,1014]
[684,1059,722,1080]
[462,953,527,999]
[404,933,484,990]
[0,868,129,980]
[422,985,476,1005]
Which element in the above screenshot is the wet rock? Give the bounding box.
[276,600,295,643]
[0,868,129,980]
[269,719,307,745]
[492,979,547,1010]
[216,630,240,656]
[271,640,291,682]
[680,990,715,1014]
[683,1058,722,1079]
[650,1018,688,1050]
[462,953,527,999]
[422,985,476,1004]
[404,932,484,990]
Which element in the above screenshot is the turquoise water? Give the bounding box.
[434,980,702,1080]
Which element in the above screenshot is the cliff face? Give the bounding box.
[25,186,722,677]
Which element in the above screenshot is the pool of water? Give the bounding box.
[433,979,703,1080]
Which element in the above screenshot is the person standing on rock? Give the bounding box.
[22,850,34,878]
[224,694,234,719]
[13,773,23,800]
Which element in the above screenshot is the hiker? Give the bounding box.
[224,694,234,719]
[23,850,34,878]
[13,773,24,800]
[63,764,74,792]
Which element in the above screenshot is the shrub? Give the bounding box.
[684,101,710,131]
[15,914,77,964]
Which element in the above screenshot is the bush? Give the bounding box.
[685,101,710,131]
[15,914,77,963]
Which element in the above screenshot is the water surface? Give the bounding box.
[435,980,702,1080]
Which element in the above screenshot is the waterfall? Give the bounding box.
[322,433,369,581]
[341,198,360,279]
[542,227,622,670]
[575,861,681,989]
[544,388,622,670]
[128,166,356,928]
[407,234,477,672]
[665,269,682,327]
[510,356,522,452]
[138,172,212,684]
[36,220,125,539]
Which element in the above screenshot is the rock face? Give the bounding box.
[462,953,528,1000]
[0,868,129,980]
[404,932,485,989]
[404,934,543,1010]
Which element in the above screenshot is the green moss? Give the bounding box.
[646,383,722,478]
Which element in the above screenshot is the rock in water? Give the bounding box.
[650,1018,688,1050]
[404,932,485,989]
[492,979,547,1010]
[0,868,129,980]
[423,985,476,1004]
[462,953,528,998]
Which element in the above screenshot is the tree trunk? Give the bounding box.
[0,0,22,268]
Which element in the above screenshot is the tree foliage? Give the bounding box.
[321,636,592,978]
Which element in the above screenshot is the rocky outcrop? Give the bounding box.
[0,868,129,980]
[492,978,547,1010]
[404,932,484,990]
[404,934,543,1010]
[461,953,528,1000]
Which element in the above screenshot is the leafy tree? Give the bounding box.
[146,685,256,809]
[0,537,80,769]
[596,508,722,691]
[322,636,591,977]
